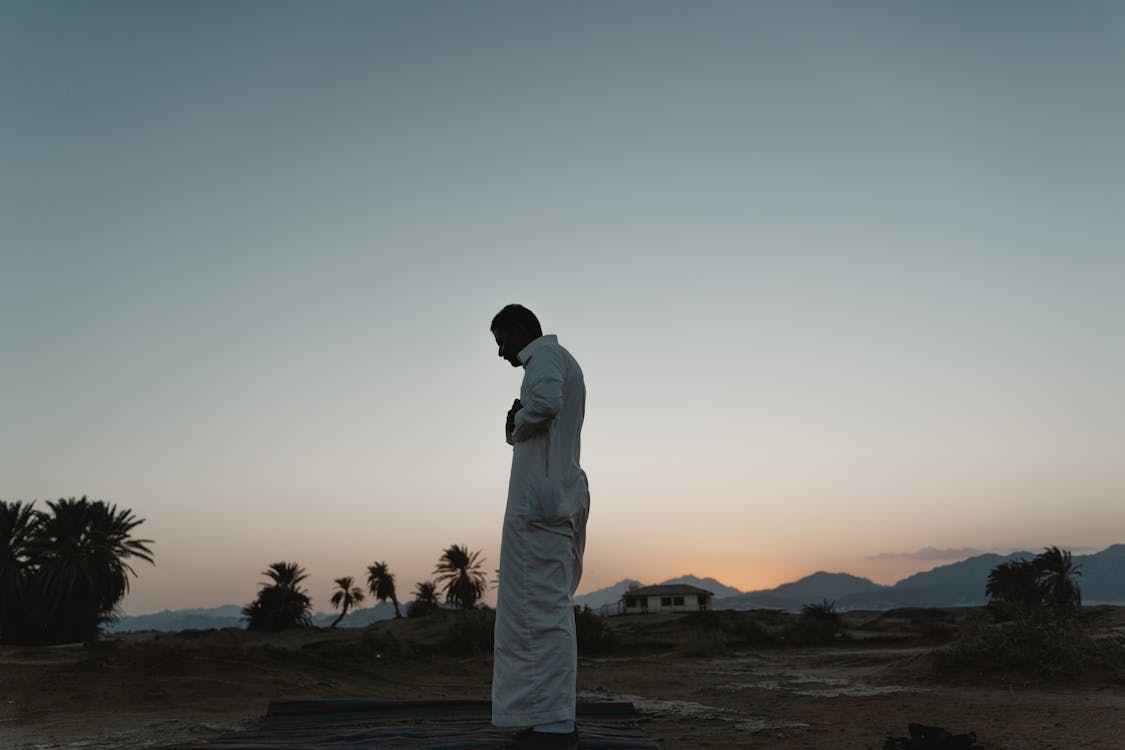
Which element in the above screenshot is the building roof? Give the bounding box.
[622,584,714,598]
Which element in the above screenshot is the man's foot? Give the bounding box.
[510,727,579,750]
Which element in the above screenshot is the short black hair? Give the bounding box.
[491,304,543,339]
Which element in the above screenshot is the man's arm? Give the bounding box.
[510,346,564,443]
[505,399,521,446]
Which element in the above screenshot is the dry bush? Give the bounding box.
[437,609,495,655]
[783,600,844,645]
[934,613,1125,679]
[575,606,617,654]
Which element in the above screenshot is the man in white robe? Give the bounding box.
[490,304,589,750]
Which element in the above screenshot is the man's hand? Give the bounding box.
[505,398,522,443]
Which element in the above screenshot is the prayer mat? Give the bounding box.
[169,699,662,749]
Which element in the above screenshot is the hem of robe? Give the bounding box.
[491,705,576,728]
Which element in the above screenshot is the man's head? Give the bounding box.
[491,304,543,367]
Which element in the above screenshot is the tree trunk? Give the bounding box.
[329,604,349,628]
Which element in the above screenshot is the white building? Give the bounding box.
[621,584,713,614]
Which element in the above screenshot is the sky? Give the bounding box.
[2,1,1123,616]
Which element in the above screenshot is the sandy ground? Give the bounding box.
[2,608,1123,749]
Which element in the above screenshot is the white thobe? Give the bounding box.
[492,334,590,728]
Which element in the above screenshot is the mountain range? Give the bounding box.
[106,601,401,633]
[575,545,1125,613]
[109,545,1124,631]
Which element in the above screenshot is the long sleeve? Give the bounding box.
[511,344,564,443]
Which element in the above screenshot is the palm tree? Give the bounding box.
[408,580,440,618]
[414,580,439,605]
[26,497,154,643]
[243,561,312,631]
[986,558,1043,614]
[1035,546,1082,617]
[328,576,365,628]
[263,561,309,590]
[0,501,37,643]
[433,544,488,610]
[366,561,402,618]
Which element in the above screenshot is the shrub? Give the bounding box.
[801,599,839,622]
[407,599,436,618]
[575,605,617,654]
[677,610,778,652]
[784,600,843,645]
[934,613,1125,679]
[438,609,494,655]
[940,547,1119,679]
[407,580,441,618]
[740,617,778,646]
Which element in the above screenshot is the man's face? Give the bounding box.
[492,325,525,368]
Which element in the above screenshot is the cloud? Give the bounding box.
[868,546,984,561]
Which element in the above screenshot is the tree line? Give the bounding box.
[242,543,491,631]
[1,495,497,641]
[1,497,154,645]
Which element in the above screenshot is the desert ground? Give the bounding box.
[2,607,1123,749]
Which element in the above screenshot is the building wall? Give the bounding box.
[622,593,710,614]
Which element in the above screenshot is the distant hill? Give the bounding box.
[837,552,1027,610]
[716,546,1125,612]
[717,572,884,612]
[658,574,744,599]
[837,546,1125,610]
[709,546,1125,612]
[106,605,245,633]
[771,571,884,601]
[1078,544,1125,604]
[107,601,400,633]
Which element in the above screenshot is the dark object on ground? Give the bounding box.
[509,727,579,749]
[162,699,660,748]
[884,722,985,749]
